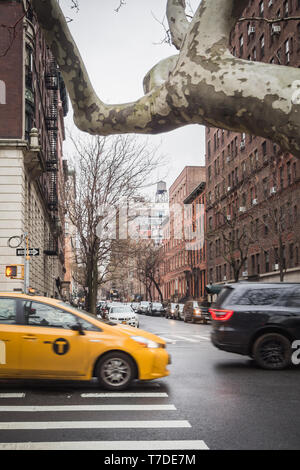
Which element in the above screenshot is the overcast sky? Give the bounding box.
[60,0,206,195]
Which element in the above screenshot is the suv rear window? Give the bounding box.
[229,288,284,306]
[215,287,233,307]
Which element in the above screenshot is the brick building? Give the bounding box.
[160,166,206,301]
[206,0,300,285]
[0,1,69,295]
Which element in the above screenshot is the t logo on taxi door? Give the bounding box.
[53,338,69,355]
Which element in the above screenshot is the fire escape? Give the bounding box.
[44,58,59,256]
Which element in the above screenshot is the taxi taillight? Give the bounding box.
[209,308,234,321]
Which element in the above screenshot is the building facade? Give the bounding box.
[160,166,206,302]
[0,0,69,295]
[206,0,300,285]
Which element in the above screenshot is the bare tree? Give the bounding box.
[30,0,300,157]
[65,133,161,313]
[134,241,164,303]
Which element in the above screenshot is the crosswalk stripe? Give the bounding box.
[80,392,168,398]
[171,335,199,343]
[0,404,176,412]
[157,336,176,343]
[0,393,25,398]
[0,420,191,430]
[193,335,210,340]
[0,440,209,450]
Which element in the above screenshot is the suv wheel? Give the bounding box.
[253,333,292,370]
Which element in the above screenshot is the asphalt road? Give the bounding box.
[0,314,299,451]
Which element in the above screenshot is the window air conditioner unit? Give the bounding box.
[252,198,258,205]
[226,215,231,221]
[227,186,231,192]
[270,187,277,194]
[248,26,255,35]
[239,206,246,213]
[226,156,231,163]
[242,271,248,277]
[272,25,281,34]
[274,263,279,270]
[240,141,246,150]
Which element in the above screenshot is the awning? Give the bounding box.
[205,284,225,294]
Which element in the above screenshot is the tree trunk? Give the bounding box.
[86,253,98,314]
[151,277,164,303]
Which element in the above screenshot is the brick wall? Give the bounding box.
[0,1,23,139]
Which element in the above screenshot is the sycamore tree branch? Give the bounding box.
[31,0,300,157]
[166,0,189,50]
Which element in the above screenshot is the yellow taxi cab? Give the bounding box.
[0,293,171,390]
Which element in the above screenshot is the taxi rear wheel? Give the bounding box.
[96,352,136,390]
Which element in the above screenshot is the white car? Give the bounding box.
[108,305,139,328]
[139,301,151,314]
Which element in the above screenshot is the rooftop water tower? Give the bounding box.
[155,180,168,203]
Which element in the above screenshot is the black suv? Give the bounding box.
[210,282,300,370]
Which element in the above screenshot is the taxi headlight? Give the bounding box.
[131,336,160,348]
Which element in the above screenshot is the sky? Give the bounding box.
[60,0,206,197]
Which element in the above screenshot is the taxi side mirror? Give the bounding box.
[71,323,85,335]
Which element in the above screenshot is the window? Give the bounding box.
[285,39,290,63]
[286,287,300,307]
[232,288,284,306]
[0,299,16,324]
[239,34,244,56]
[259,1,264,17]
[260,35,265,58]
[284,0,289,17]
[265,251,270,272]
[22,301,100,331]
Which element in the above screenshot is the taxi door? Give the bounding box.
[19,300,90,378]
[0,298,21,377]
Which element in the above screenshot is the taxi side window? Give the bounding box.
[0,299,16,324]
[23,301,101,331]
[23,301,78,329]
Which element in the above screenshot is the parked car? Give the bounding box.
[108,304,139,328]
[0,293,170,390]
[149,302,165,316]
[139,301,151,314]
[176,303,185,320]
[198,301,211,324]
[131,302,140,312]
[210,282,300,370]
[96,301,108,318]
[183,300,208,323]
[165,303,178,319]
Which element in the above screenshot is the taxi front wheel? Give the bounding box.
[96,352,136,390]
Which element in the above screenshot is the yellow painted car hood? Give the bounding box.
[113,323,166,346]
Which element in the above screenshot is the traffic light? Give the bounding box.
[5,265,18,278]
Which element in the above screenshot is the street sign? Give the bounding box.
[16,248,40,257]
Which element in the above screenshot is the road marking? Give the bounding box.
[193,335,210,341]
[81,392,168,398]
[0,420,191,430]
[0,393,25,398]
[156,336,176,344]
[171,335,199,343]
[0,404,176,412]
[0,440,209,450]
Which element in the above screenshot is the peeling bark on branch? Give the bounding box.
[31,0,300,157]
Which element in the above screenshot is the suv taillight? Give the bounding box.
[209,308,234,321]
